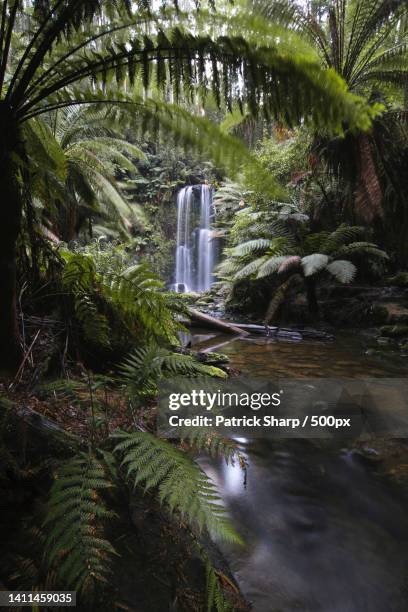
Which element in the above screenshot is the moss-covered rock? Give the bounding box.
[371,304,390,324]
[387,272,408,288]
[379,324,408,338]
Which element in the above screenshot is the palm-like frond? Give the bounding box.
[44,453,117,597]
[256,255,289,279]
[301,254,329,276]
[113,431,242,544]
[320,225,367,253]
[229,239,272,257]
[233,256,268,280]
[60,250,186,347]
[326,259,356,283]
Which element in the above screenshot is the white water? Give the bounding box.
[175,184,214,293]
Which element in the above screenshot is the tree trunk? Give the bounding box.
[304,276,319,317]
[0,102,24,373]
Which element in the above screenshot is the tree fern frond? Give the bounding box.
[278,255,301,274]
[321,226,366,253]
[233,256,267,280]
[256,255,288,279]
[301,254,329,277]
[44,453,118,598]
[326,260,356,283]
[229,239,272,257]
[333,242,389,259]
[113,431,242,544]
[205,559,234,612]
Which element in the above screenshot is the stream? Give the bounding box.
[192,331,408,612]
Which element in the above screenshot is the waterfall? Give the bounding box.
[175,184,214,293]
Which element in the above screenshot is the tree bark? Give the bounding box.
[0,102,24,374]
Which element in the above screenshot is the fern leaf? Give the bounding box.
[301,254,329,277]
[44,453,118,598]
[113,431,242,545]
[278,255,302,274]
[256,256,288,278]
[326,260,357,283]
[233,257,267,280]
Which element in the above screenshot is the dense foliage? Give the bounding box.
[2,1,408,610]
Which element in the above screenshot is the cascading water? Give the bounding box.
[174,184,214,293]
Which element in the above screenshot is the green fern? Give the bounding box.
[60,250,186,348]
[229,239,272,257]
[205,559,234,612]
[321,226,367,254]
[113,431,242,544]
[326,260,357,283]
[233,256,268,280]
[301,254,329,277]
[44,453,118,598]
[120,345,227,403]
[61,252,111,347]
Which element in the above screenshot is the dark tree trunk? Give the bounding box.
[304,276,319,317]
[0,102,24,374]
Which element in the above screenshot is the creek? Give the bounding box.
[192,331,408,612]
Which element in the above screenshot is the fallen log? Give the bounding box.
[233,323,334,341]
[188,308,250,336]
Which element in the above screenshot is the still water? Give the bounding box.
[193,331,408,612]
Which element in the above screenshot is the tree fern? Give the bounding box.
[113,431,242,544]
[333,242,389,259]
[181,429,247,468]
[321,226,367,254]
[120,345,227,403]
[44,453,118,598]
[326,260,357,283]
[205,559,234,612]
[229,239,272,257]
[301,254,329,277]
[61,251,111,347]
[233,256,268,280]
[256,255,288,279]
[60,250,186,347]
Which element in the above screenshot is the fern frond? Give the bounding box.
[205,559,234,612]
[229,239,272,257]
[301,254,329,277]
[321,226,366,254]
[120,345,227,403]
[233,256,267,280]
[113,431,242,544]
[44,453,118,598]
[333,242,389,259]
[256,255,288,278]
[278,255,302,274]
[326,260,357,283]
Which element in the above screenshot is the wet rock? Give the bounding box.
[380,324,408,338]
[376,336,394,345]
[377,303,408,324]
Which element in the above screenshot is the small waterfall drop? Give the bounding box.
[175,184,214,293]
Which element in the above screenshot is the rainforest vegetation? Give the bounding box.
[1,1,408,611]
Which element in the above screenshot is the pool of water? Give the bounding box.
[192,331,408,612]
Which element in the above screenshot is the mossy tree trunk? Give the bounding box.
[0,102,24,373]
